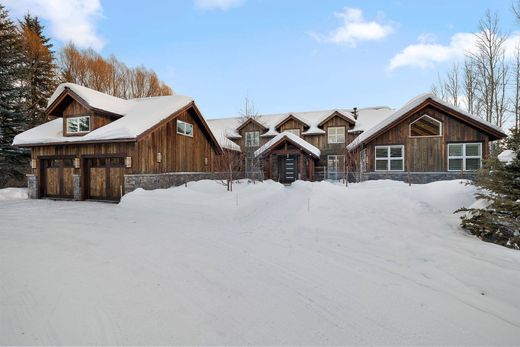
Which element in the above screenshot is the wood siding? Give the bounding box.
[136,107,216,173]
[364,105,490,172]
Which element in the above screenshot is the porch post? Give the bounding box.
[268,154,273,179]
[299,153,304,180]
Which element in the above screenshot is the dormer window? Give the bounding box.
[66,116,90,134]
[245,131,260,147]
[410,115,442,137]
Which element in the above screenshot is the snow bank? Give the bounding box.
[0,188,28,200]
[1,179,520,345]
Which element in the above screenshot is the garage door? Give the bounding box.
[41,157,74,198]
[85,157,125,201]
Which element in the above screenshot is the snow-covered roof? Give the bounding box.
[14,94,194,145]
[14,83,235,151]
[254,131,321,158]
[207,107,393,140]
[347,93,507,150]
[48,83,133,116]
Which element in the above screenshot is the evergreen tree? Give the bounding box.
[19,13,57,127]
[0,4,27,187]
[457,129,520,249]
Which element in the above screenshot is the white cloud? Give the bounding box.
[4,0,105,51]
[388,31,520,71]
[311,7,395,47]
[193,0,243,11]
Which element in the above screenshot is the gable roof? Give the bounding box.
[208,107,390,139]
[318,110,356,127]
[13,83,226,152]
[347,93,507,150]
[254,131,321,158]
[274,113,310,129]
[236,117,269,132]
[47,83,132,117]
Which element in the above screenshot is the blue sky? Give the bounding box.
[4,0,519,118]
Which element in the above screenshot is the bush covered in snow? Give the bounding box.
[457,129,520,250]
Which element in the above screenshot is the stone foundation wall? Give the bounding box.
[26,174,38,199]
[358,171,476,184]
[124,172,217,194]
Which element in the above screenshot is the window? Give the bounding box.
[375,145,404,171]
[328,126,345,144]
[285,129,300,137]
[245,131,260,147]
[448,143,482,171]
[327,155,344,180]
[410,115,442,137]
[66,116,90,133]
[177,120,193,137]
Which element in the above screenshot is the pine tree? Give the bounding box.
[0,4,27,187]
[457,129,520,249]
[19,14,57,128]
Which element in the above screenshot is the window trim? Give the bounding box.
[66,115,91,134]
[176,120,194,137]
[328,126,346,144]
[447,142,482,171]
[409,114,442,138]
[374,145,405,172]
[245,131,260,147]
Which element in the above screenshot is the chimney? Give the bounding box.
[353,107,358,120]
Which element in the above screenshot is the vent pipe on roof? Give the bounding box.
[353,107,358,120]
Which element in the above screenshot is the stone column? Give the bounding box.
[26,174,39,199]
[73,175,82,200]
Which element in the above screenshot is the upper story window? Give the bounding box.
[448,143,482,171]
[328,126,345,144]
[177,120,193,137]
[375,145,404,171]
[410,115,442,137]
[245,131,260,147]
[285,129,300,137]
[66,116,90,134]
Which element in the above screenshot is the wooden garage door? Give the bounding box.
[41,158,74,198]
[86,157,125,201]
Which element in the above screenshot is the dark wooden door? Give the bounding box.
[280,155,298,183]
[41,158,74,198]
[86,157,125,201]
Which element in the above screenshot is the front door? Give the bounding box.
[280,155,298,183]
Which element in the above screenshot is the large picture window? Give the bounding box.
[66,116,90,134]
[177,120,193,137]
[409,115,442,137]
[245,131,260,147]
[375,145,404,171]
[328,126,345,144]
[448,143,482,171]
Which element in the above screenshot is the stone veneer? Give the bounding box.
[124,172,217,194]
[73,175,82,200]
[360,171,476,184]
[26,174,38,199]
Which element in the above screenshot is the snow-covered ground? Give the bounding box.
[1,180,519,345]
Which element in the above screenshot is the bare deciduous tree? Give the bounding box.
[58,43,173,99]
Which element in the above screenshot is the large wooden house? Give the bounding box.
[14,84,507,202]
[13,83,226,201]
[207,94,506,183]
